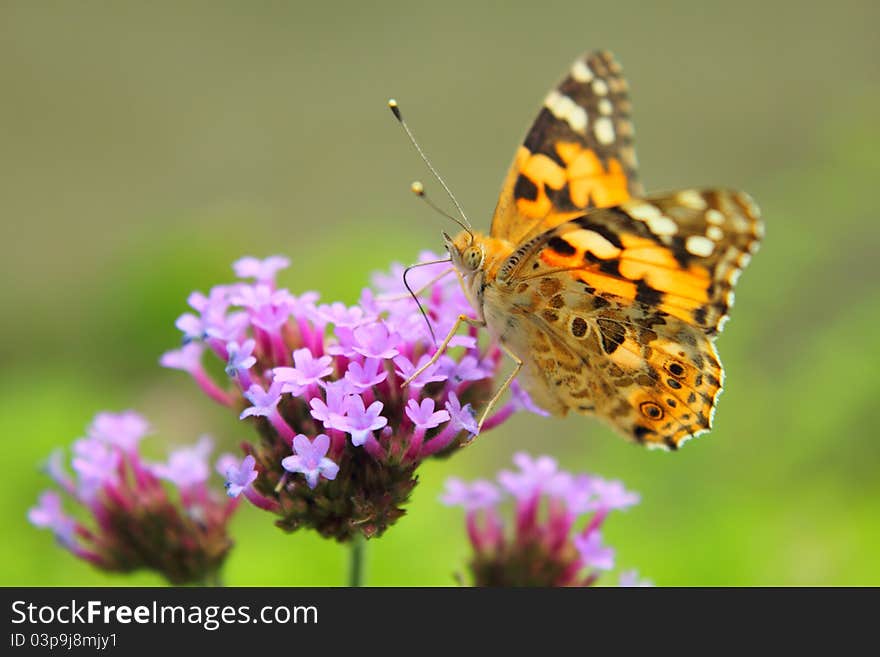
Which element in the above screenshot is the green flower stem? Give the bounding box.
[348,535,366,587]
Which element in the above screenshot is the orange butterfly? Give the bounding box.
[400,51,762,450]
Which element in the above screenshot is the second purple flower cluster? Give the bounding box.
[442,453,650,587]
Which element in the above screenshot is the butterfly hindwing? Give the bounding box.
[490,50,643,245]
[495,277,724,448]
[486,189,761,447]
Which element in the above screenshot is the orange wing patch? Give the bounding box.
[512,147,566,220]
[513,144,630,222]
[537,226,713,325]
[554,142,630,208]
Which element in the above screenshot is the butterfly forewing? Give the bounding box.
[490,50,643,244]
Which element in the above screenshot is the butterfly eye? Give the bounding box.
[463,246,483,270]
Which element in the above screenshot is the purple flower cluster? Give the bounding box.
[28,411,236,585]
[442,452,649,587]
[162,255,533,540]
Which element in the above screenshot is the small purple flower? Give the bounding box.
[204,311,250,343]
[590,478,640,511]
[308,380,352,432]
[187,286,231,315]
[351,322,399,359]
[240,380,285,420]
[151,436,213,489]
[447,334,478,350]
[549,472,588,510]
[87,410,150,452]
[371,262,411,296]
[344,358,387,391]
[186,290,213,314]
[233,284,293,332]
[288,290,320,318]
[175,312,206,342]
[497,452,559,500]
[442,355,492,384]
[281,434,340,489]
[317,302,367,328]
[70,438,120,498]
[441,478,501,511]
[233,255,290,284]
[406,398,450,430]
[44,449,75,494]
[343,396,387,447]
[28,491,77,548]
[176,287,237,343]
[225,339,257,377]
[445,393,479,435]
[215,453,242,479]
[224,455,259,498]
[274,348,334,388]
[393,354,447,388]
[325,326,358,358]
[509,380,551,417]
[574,531,615,571]
[160,342,205,374]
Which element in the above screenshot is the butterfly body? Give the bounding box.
[441,51,762,450]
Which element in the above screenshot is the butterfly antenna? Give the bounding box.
[388,99,474,239]
[403,262,439,347]
[409,181,466,226]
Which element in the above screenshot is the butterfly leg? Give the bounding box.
[400,314,486,388]
[475,343,523,434]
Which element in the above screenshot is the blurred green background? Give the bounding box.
[3,1,879,586]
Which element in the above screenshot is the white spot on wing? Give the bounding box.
[598,98,613,115]
[677,190,707,210]
[685,235,715,257]
[592,79,609,96]
[706,225,724,241]
[544,90,588,134]
[627,202,678,235]
[754,219,766,239]
[593,117,615,145]
[647,216,678,236]
[571,59,594,82]
[627,202,663,222]
[706,209,724,225]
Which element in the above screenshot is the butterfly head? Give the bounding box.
[443,230,485,274]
